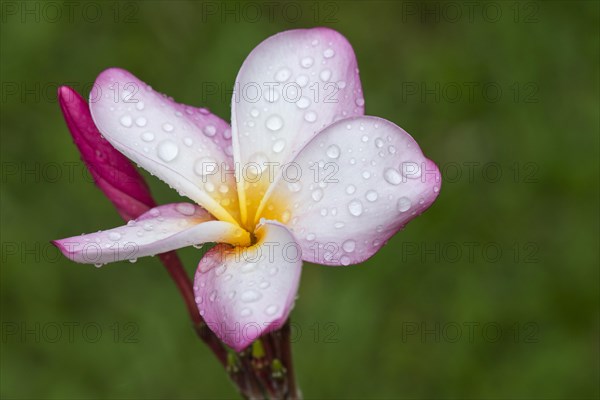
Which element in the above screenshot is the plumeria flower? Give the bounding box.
[54,28,441,351]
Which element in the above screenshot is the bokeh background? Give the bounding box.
[1,1,598,398]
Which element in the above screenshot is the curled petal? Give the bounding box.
[259,116,441,266]
[53,203,250,265]
[193,221,302,351]
[89,68,240,224]
[231,28,364,225]
[58,86,155,220]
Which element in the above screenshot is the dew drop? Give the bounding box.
[355,98,365,106]
[162,123,174,132]
[157,140,179,162]
[272,139,286,153]
[265,305,279,315]
[108,232,121,241]
[384,168,402,185]
[241,262,257,273]
[288,182,302,192]
[203,125,216,137]
[300,57,314,68]
[326,144,341,159]
[366,190,378,202]
[304,111,317,122]
[296,74,309,87]
[275,67,292,82]
[241,289,262,303]
[348,199,363,216]
[266,115,284,131]
[342,239,356,253]
[176,203,195,216]
[323,48,335,58]
[119,115,133,127]
[240,308,252,317]
[319,69,332,81]
[141,132,155,142]
[311,188,323,202]
[346,184,356,195]
[397,197,412,212]
[135,117,147,127]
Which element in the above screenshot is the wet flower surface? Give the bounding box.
[54,28,441,351]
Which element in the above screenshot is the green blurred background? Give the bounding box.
[1,1,598,398]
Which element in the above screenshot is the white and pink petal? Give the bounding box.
[258,116,441,266]
[231,28,365,224]
[89,68,240,224]
[53,203,250,265]
[193,221,302,351]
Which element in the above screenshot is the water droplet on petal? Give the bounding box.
[288,182,302,192]
[203,125,216,137]
[342,239,356,253]
[304,111,317,122]
[296,74,309,87]
[120,115,132,127]
[326,144,341,159]
[300,57,314,68]
[323,48,335,58]
[366,190,378,202]
[265,305,279,315]
[384,168,403,185]
[141,132,155,142]
[157,140,179,162]
[266,115,284,131]
[348,199,363,216]
[319,69,332,81]
[240,308,252,317]
[259,281,270,289]
[176,203,195,215]
[346,184,356,195]
[241,262,257,273]
[162,123,174,132]
[272,139,286,153]
[241,289,262,303]
[275,67,292,82]
[355,98,365,106]
[311,188,323,202]
[135,117,147,127]
[108,232,121,241]
[397,197,412,212]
